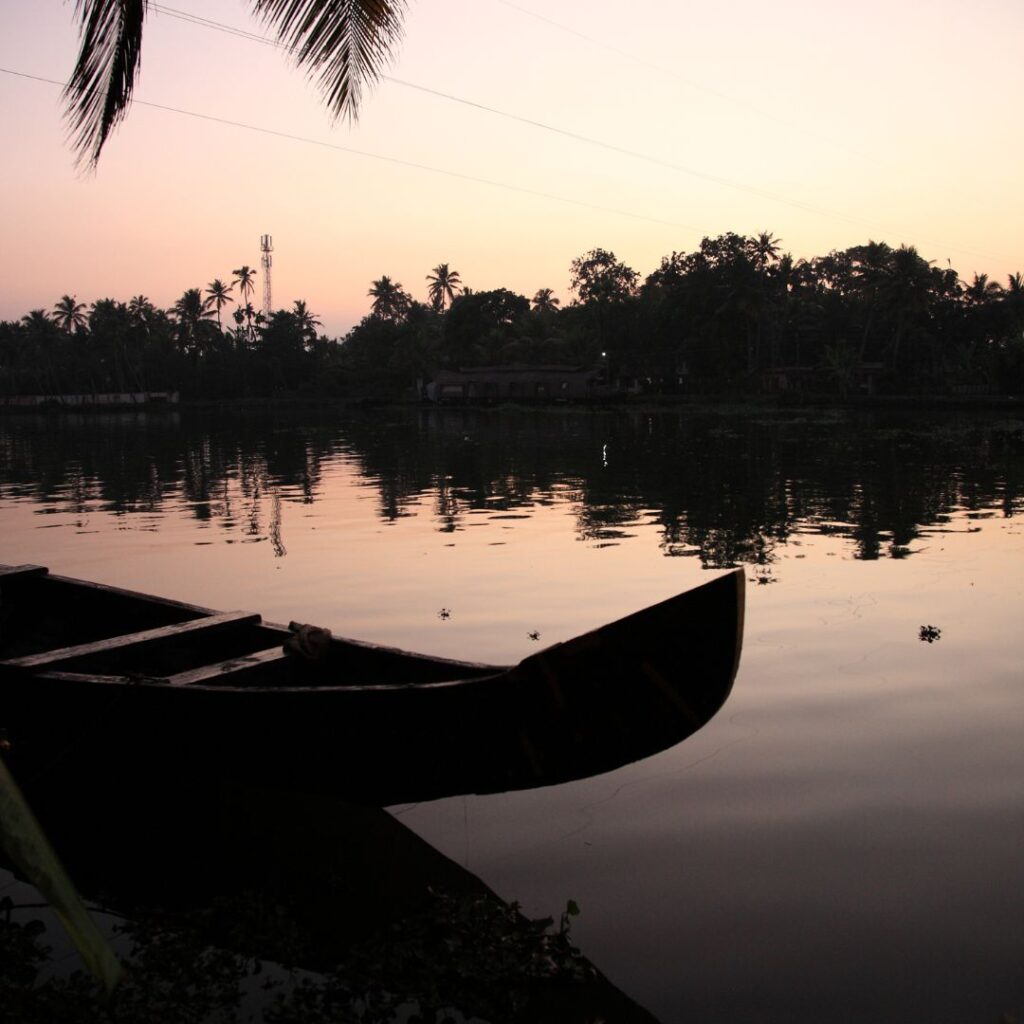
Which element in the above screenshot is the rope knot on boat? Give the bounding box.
[284,622,333,663]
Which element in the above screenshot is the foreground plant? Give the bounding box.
[0,753,122,994]
[0,887,593,1023]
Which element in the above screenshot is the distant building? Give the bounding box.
[760,363,884,396]
[426,365,614,403]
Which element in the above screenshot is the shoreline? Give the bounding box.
[2,387,1024,419]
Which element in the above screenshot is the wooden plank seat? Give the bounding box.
[165,647,291,686]
[2,611,262,670]
[19,648,292,688]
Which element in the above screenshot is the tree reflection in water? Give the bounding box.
[1,406,1023,566]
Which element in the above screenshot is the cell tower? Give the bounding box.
[260,234,273,317]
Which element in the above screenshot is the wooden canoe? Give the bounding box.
[0,564,744,804]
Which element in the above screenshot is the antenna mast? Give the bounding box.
[260,234,273,317]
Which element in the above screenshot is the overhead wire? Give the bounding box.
[139,2,1017,267]
[0,67,701,233]
[3,3,1016,267]
[491,0,873,163]
[149,3,864,222]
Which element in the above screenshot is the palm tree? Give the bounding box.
[52,295,88,334]
[426,263,462,313]
[850,240,893,360]
[232,268,258,339]
[21,310,63,393]
[127,294,155,326]
[1004,273,1024,341]
[746,231,781,271]
[172,287,215,359]
[964,273,1003,306]
[21,310,52,332]
[172,288,212,326]
[292,299,322,339]
[368,276,410,321]
[235,301,257,328]
[63,2,408,168]
[532,288,560,314]
[745,233,783,369]
[204,279,235,330]
[232,266,257,305]
[881,245,934,375]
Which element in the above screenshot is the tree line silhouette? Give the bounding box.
[3,236,1023,401]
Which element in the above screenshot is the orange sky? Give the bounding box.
[1,0,1022,337]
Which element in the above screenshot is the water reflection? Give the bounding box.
[2,407,1023,569]
[2,779,659,1022]
[3,406,1023,1020]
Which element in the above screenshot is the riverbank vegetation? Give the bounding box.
[3,236,1023,402]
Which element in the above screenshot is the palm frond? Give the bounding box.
[251,0,407,122]
[63,0,148,169]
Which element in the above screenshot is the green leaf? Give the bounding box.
[0,753,123,993]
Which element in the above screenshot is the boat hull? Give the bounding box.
[0,566,744,804]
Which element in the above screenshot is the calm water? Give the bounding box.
[2,405,1023,1021]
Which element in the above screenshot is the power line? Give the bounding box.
[382,74,858,224]
[141,3,1018,267]
[149,3,287,49]
[149,4,857,222]
[490,0,885,166]
[0,67,700,232]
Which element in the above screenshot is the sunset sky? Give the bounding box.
[1,0,1022,337]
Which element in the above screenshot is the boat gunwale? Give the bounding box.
[2,567,744,697]
[0,566,507,678]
